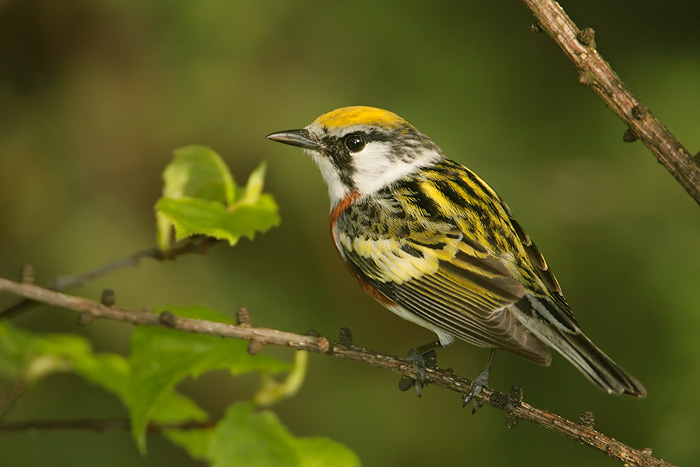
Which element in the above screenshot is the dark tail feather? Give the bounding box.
[548,331,646,397]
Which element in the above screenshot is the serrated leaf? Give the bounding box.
[296,437,361,467]
[0,322,210,458]
[163,145,235,204]
[156,197,232,243]
[208,403,360,467]
[156,145,236,249]
[0,322,131,398]
[151,390,209,425]
[209,403,298,467]
[156,194,279,246]
[128,305,289,451]
[70,352,131,399]
[155,147,279,248]
[222,194,280,237]
[165,427,215,462]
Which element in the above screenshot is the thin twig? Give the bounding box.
[0,236,220,319]
[0,277,675,467]
[0,379,27,417]
[521,0,700,205]
[0,419,216,433]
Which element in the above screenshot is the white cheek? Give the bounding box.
[352,142,437,196]
[309,152,349,207]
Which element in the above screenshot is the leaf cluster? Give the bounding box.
[0,147,359,466]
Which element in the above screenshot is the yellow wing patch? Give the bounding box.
[338,232,446,283]
[338,229,515,287]
[337,228,551,363]
[315,106,407,130]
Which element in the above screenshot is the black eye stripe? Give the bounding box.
[315,124,431,192]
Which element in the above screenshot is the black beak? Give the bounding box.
[266,129,320,150]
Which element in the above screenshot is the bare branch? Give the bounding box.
[0,276,676,467]
[0,419,216,433]
[521,0,700,205]
[0,236,220,319]
[0,379,27,417]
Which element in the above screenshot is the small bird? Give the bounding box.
[267,106,646,400]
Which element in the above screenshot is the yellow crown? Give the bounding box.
[315,106,408,130]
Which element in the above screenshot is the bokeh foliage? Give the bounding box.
[1,0,699,465]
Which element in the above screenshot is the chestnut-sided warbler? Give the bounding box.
[267,106,645,399]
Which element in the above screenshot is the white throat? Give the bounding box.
[308,151,350,207]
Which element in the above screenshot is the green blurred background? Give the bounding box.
[1,0,699,465]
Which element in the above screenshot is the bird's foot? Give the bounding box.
[399,341,441,397]
[463,349,496,414]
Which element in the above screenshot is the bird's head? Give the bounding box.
[267,106,443,206]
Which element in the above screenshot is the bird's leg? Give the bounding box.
[463,349,496,413]
[400,340,442,397]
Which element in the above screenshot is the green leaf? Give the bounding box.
[156,145,236,249]
[155,147,279,248]
[222,193,280,238]
[128,305,289,451]
[208,403,360,467]
[296,437,361,467]
[162,145,235,204]
[156,193,279,246]
[156,196,233,243]
[240,161,267,205]
[156,211,175,252]
[70,352,131,399]
[0,322,213,459]
[151,390,208,425]
[164,427,215,462]
[254,350,308,408]
[209,403,298,467]
[0,322,36,379]
[31,325,208,426]
[0,322,131,398]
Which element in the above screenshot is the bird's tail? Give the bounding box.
[546,330,646,397]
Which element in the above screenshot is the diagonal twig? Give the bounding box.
[0,276,676,467]
[521,0,700,205]
[0,236,220,320]
[0,419,217,433]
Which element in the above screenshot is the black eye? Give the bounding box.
[343,134,366,153]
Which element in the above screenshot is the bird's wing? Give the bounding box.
[336,228,552,363]
[508,217,578,326]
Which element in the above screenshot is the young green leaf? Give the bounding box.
[155,146,280,248]
[164,427,215,462]
[0,322,36,380]
[239,161,267,205]
[296,437,361,467]
[156,193,279,246]
[254,349,308,408]
[162,145,236,204]
[157,146,237,250]
[209,403,298,467]
[127,305,290,451]
[0,321,131,396]
[208,403,360,467]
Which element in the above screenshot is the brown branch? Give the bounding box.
[0,379,27,417]
[0,419,216,433]
[521,0,700,206]
[0,277,675,467]
[0,236,220,319]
